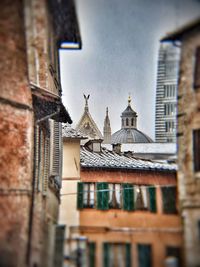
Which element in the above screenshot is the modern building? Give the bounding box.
[0,1,81,267]
[110,96,153,144]
[155,42,180,143]
[76,95,103,140]
[162,18,200,267]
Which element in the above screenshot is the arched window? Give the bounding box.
[122,119,124,126]
[126,118,129,126]
[131,118,134,126]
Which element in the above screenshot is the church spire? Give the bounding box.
[103,107,111,144]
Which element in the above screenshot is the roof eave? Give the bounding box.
[161,18,200,42]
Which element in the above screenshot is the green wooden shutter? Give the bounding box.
[103,243,110,267]
[97,183,109,210]
[148,186,157,213]
[122,184,134,211]
[89,242,96,267]
[138,244,152,267]
[162,187,177,214]
[77,182,84,209]
[125,243,131,267]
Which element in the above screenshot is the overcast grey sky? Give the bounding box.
[60,0,200,140]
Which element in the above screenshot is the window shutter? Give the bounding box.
[97,183,109,210]
[34,125,40,190]
[88,242,96,267]
[42,137,50,195]
[138,244,152,267]
[50,120,62,188]
[148,187,157,213]
[122,184,134,211]
[53,225,65,267]
[194,46,200,89]
[125,243,131,267]
[193,129,200,172]
[162,187,177,214]
[52,121,61,175]
[38,129,45,192]
[77,182,84,209]
[103,243,110,267]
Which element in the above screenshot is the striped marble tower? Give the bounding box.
[155,42,180,143]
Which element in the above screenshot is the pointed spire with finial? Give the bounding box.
[106,107,109,116]
[84,94,90,112]
[103,107,111,144]
[128,93,131,106]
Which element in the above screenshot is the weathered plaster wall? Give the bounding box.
[0,1,33,266]
[178,31,200,267]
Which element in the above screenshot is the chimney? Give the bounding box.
[112,143,121,154]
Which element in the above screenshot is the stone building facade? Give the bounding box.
[0,1,81,267]
[76,95,103,140]
[162,19,200,267]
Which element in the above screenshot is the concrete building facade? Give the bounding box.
[162,19,200,267]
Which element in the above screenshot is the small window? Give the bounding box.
[103,243,131,267]
[165,121,175,133]
[194,46,200,89]
[164,84,176,98]
[131,118,134,126]
[126,118,129,126]
[164,103,176,116]
[77,182,95,209]
[108,184,121,209]
[166,246,182,267]
[193,129,200,172]
[83,183,95,208]
[138,244,152,267]
[161,187,177,214]
[88,242,96,267]
[134,186,149,210]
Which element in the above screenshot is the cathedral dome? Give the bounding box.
[111,128,153,144]
[110,96,153,144]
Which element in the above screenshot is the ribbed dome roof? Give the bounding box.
[111,128,153,144]
[121,105,137,117]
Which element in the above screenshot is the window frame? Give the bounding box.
[193,129,200,172]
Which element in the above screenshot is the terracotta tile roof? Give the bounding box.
[80,146,177,171]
